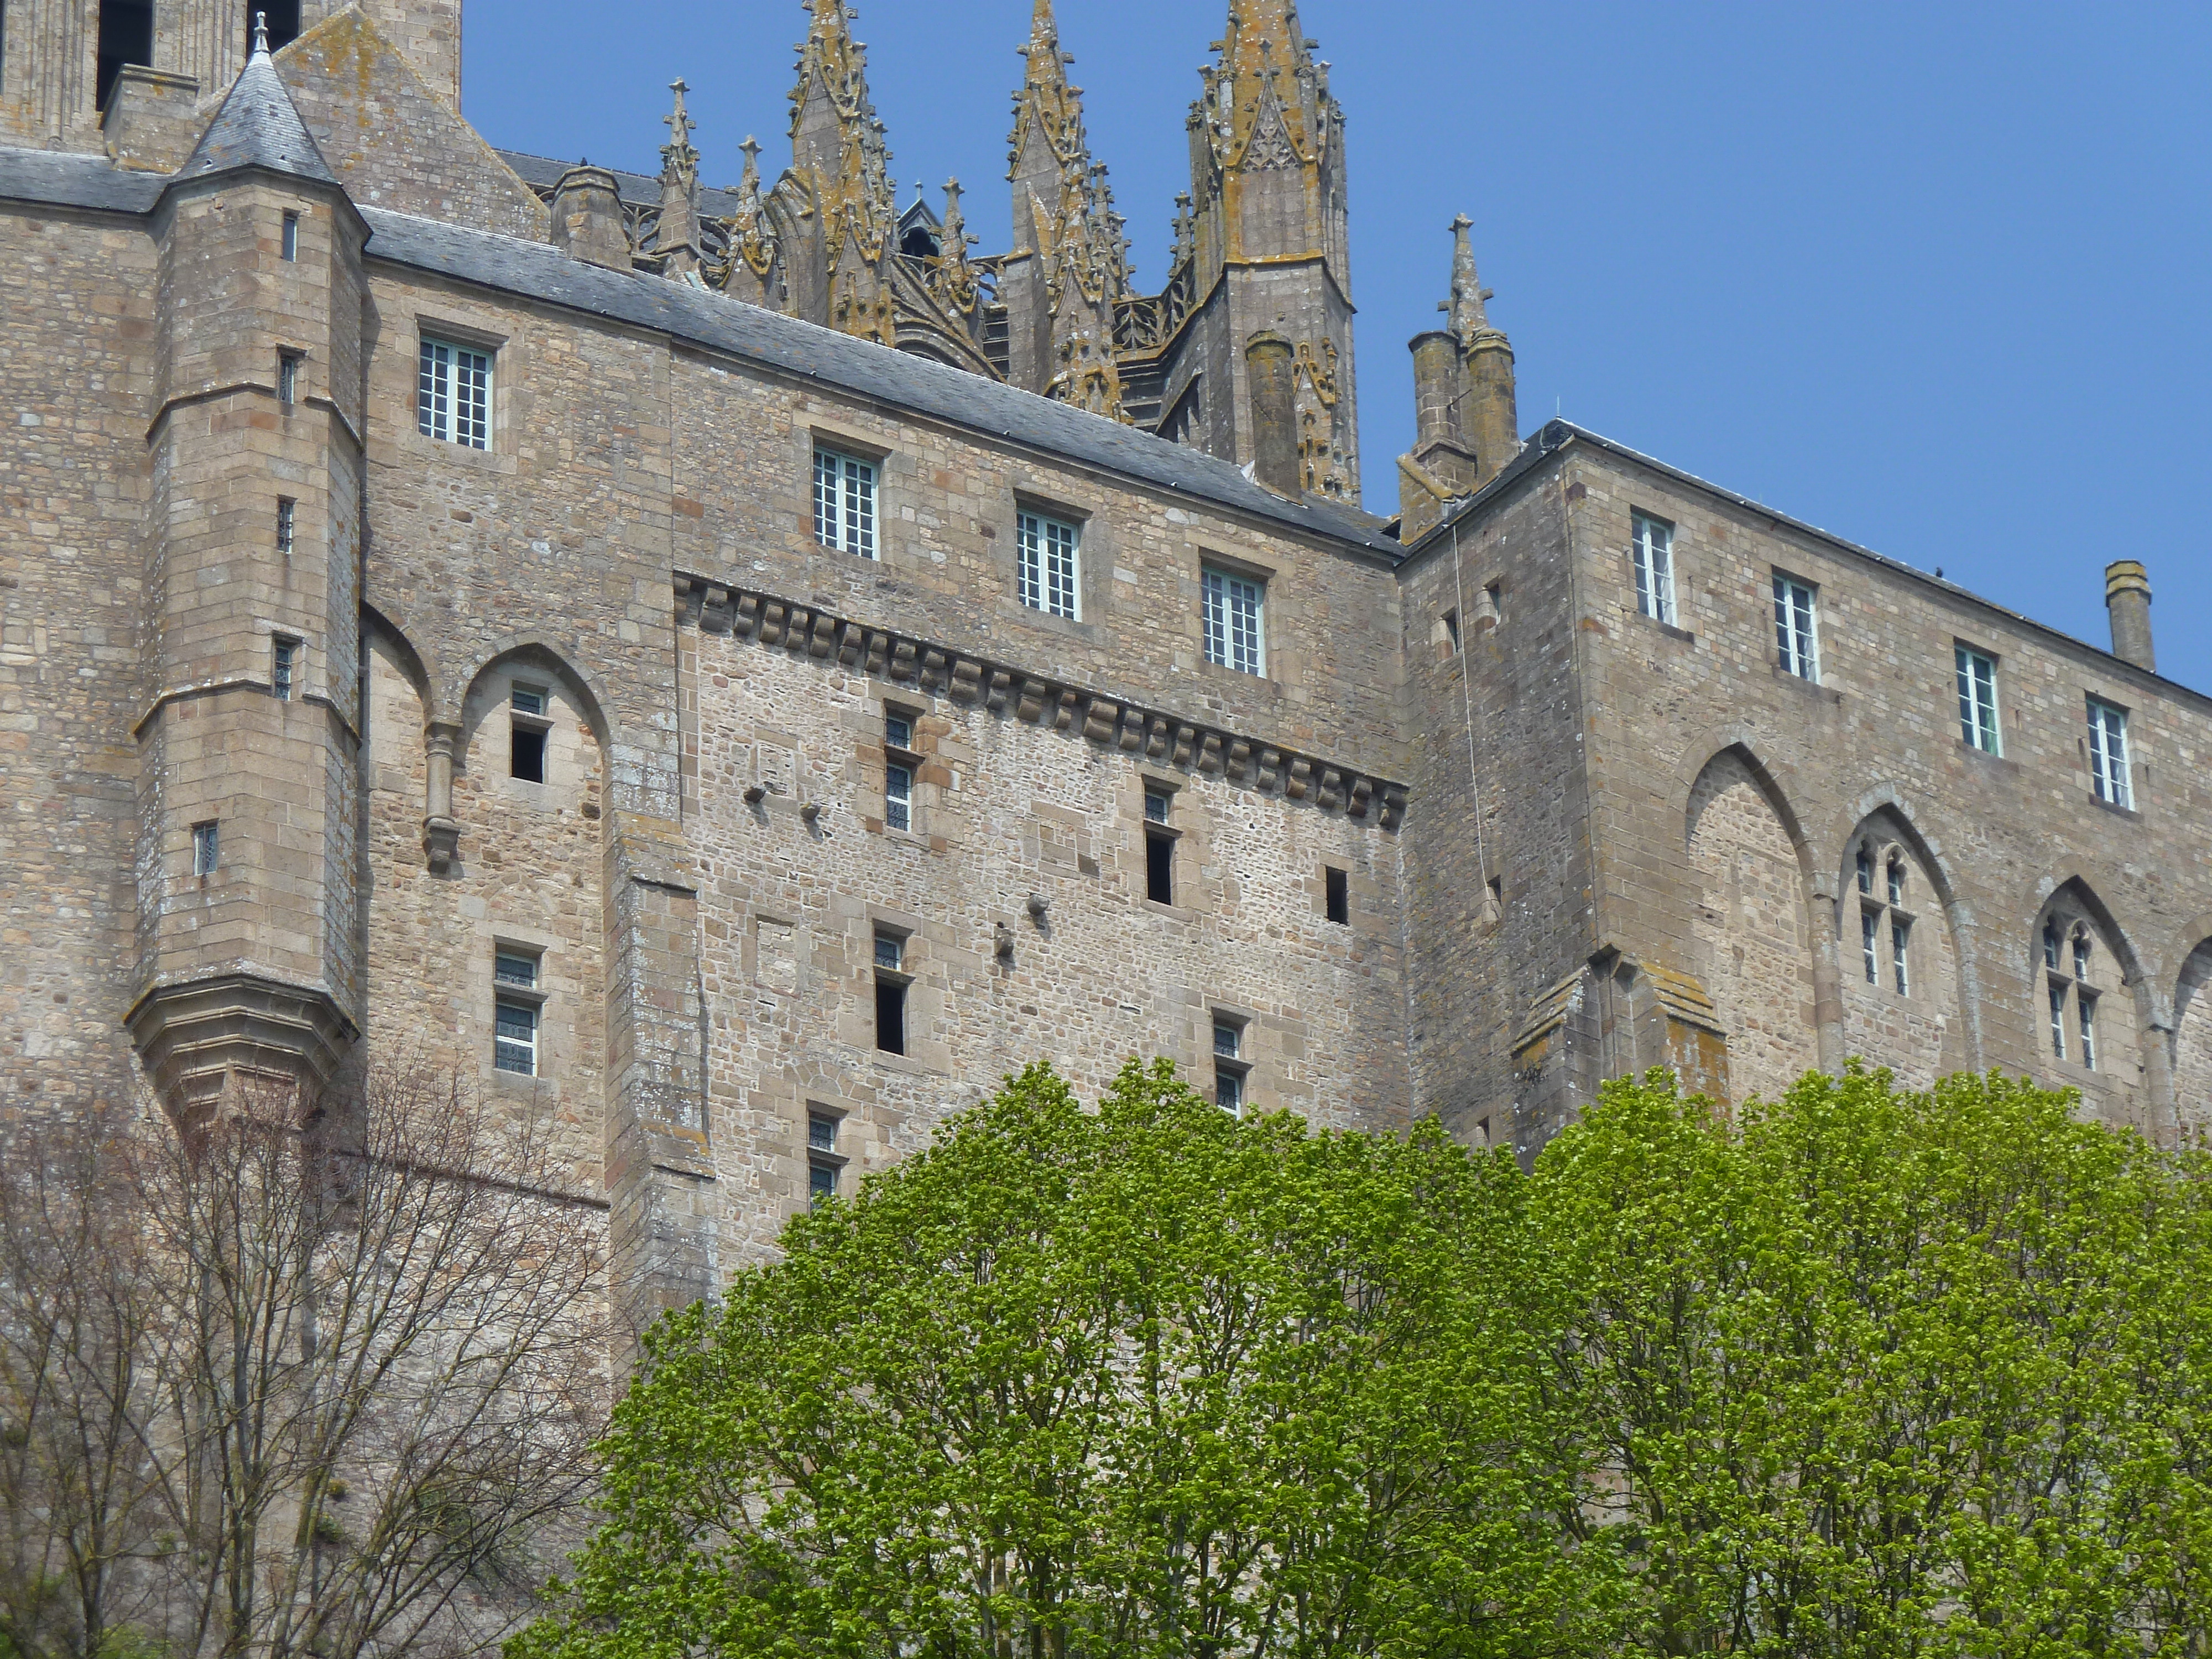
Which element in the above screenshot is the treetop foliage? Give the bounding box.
[520,1061,2212,1659]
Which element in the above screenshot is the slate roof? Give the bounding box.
[358,206,1402,556]
[174,39,340,189]
[0,147,164,213]
[500,149,748,221]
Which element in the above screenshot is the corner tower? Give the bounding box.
[1399,216,1520,540]
[1155,0,1358,499]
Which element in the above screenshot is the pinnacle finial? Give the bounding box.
[252,10,270,54]
[1447,214,1491,340]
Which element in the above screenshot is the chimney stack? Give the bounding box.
[551,165,633,272]
[2105,561,2155,672]
[1244,331,1301,497]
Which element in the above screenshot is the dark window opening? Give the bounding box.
[1146,832,1173,906]
[96,1,154,113]
[900,225,939,260]
[511,724,546,783]
[1325,866,1349,926]
[875,977,906,1055]
[281,211,299,261]
[808,1160,838,1206]
[252,1,303,54]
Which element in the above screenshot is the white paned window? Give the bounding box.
[1631,512,1676,625]
[813,448,878,559]
[1860,909,1879,985]
[418,337,491,450]
[2086,696,2132,808]
[1202,567,1265,676]
[493,949,541,1077]
[1213,1019,1247,1114]
[1773,575,1819,681]
[272,638,296,701]
[884,711,914,833]
[1018,511,1080,619]
[2048,980,2068,1060]
[1892,917,1912,997]
[1956,646,2001,754]
[191,822,218,878]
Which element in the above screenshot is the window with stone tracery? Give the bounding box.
[1851,838,1916,998]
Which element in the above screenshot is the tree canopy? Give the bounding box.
[520,1061,2212,1659]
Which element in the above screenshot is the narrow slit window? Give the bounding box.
[1442,610,1461,654]
[278,352,300,406]
[884,710,915,833]
[2044,923,2062,973]
[1201,567,1266,676]
[807,1112,841,1208]
[1861,909,1879,985]
[1212,1018,1247,1115]
[2073,928,2092,982]
[2086,696,2132,808]
[191,821,219,878]
[1017,511,1081,619]
[2078,992,2098,1072]
[1773,574,1819,680]
[2048,980,2068,1060]
[874,931,907,1056]
[418,337,492,450]
[1144,787,1175,906]
[1631,512,1677,625]
[1956,646,2001,755]
[1325,866,1349,926]
[510,684,549,784]
[95,0,154,112]
[813,447,878,559]
[272,638,296,701]
[1855,843,1873,896]
[1891,917,1911,997]
[281,211,300,262]
[1886,855,1905,908]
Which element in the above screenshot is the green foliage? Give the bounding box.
[520,1061,2212,1658]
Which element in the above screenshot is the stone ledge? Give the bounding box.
[671,572,1410,831]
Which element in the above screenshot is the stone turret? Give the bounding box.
[1157,0,1358,496]
[1002,0,1130,414]
[128,24,366,1120]
[649,79,703,276]
[1399,216,1519,541]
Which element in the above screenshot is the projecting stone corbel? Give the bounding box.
[1227,738,1252,781]
[1018,679,1048,721]
[837,622,865,665]
[733,592,760,635]
[808,614,837,658]
[422,721,462,872]
[890,639,918,680]
[951,658,984,702]
[1317,768,1344,810]
[1347,776,1373,818]
[759,601,787,645]
[1256,747,1282,790]
[1286,757,1313,800]
[986,669,1013,711]
[1053,689,1079,732]
[1083,698,1119,744]
[1146,715,1171,759]
[1119,708,1146,752]
[1198,733,1225,773]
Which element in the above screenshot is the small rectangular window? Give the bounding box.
[1325,866,1349,926]
[1144,787,1171,825]
[281,210,299,262]
[511,685,549,783]
[2086,696,2132,808]
[494,950,539,990]
[494,999,539,1076]
[2049,980,2068,1061]
[418,337,492,450]
[1891,917,1911,997]
[1773,575,1819,681]
[1212,1018,1247,1115]
[807,1112,841,1208]
[1861,909,1879,985]
[278,352,300,406]
[874,931,907,1056]
[275,497,295,555]
[272,638,296,701]
[813,447,878,559]
[884,711,914,832]
[808,1112,837,1154]
[1631,512,1677,625]
[191,821,218,878]
[1017,511,1081,619]
[1956,646,2001,755]
[808,1160,839,1207]
[511,685,547,718]
[1201,566,1266,676]
[1144,786,1176,905]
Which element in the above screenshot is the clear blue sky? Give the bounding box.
[462,1,2212,695]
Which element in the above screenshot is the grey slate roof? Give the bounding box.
[175,41,339,188]
[500,149,749,222]
[358,206,1402,556]
[0,147,164,214]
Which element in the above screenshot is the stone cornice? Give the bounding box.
[672,572,1408,831]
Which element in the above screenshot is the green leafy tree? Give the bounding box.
[518,1060,1604,1659]
[1533,1064,2212,1656]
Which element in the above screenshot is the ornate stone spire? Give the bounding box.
[651,79,702,273]
[1446,212,1493,344]
[787,0,895,343]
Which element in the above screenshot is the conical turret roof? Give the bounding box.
[175,24,340,187]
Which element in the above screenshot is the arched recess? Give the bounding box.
[2028,877,2147,1134]
[447,638,617,756]
[2173,932,2212,1135]
[1835,804,1974,1087]
[1685,744,1819,1106]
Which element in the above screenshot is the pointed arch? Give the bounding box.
[362,601,438,722]
[1683,742,1820,1105]
[2029,873,2148,1133]
[2165,916,2212,1135]
[1669,731,1818,880]
[1833,796,1978,1083]
[448,638,617,754]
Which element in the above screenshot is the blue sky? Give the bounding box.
[463,1,2212,695]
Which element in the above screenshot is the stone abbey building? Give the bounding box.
[4,0,2211,1308]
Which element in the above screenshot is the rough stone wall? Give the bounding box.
[1500,436,2212,1139]
[1394,468,1595,1152]
[682,628,1410,1260]
[0,203,156,1117]
[2177,945,2212,1129]
[0,0,100,152]
[277,11,546,242]
[1835,825,1965,1092]
[1685,751,1819,1106]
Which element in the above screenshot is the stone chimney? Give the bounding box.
[1245,331,1300,497]
[550,166,633,272]
[2105,561,2155,672]
[102,66,204,173]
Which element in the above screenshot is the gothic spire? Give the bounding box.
[651,79,702,271]
[1446,212,1491,344]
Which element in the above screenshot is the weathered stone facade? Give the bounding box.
[6,1,2211,1313]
